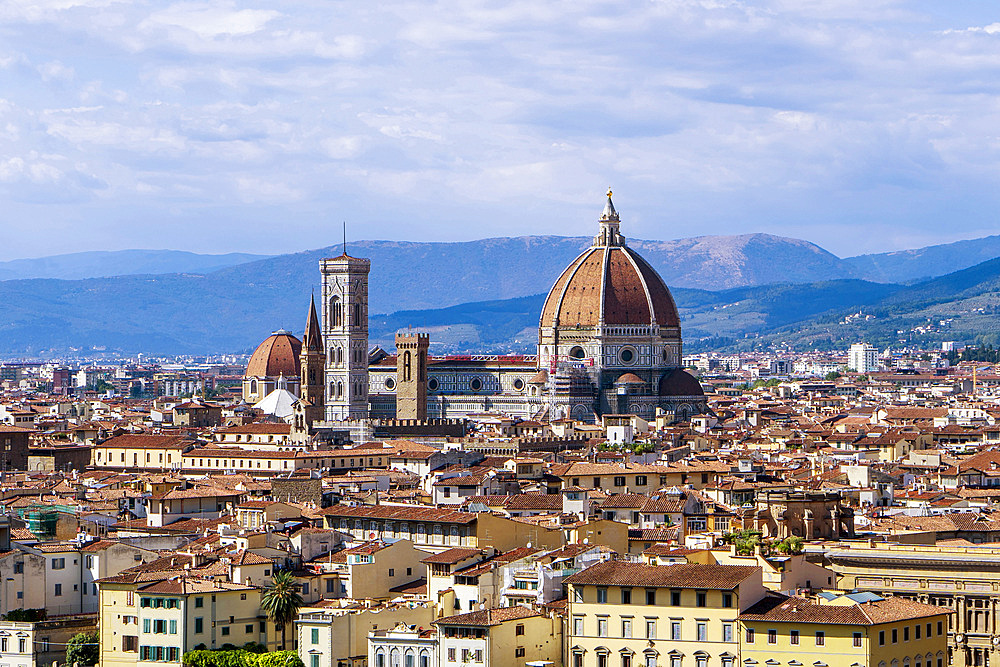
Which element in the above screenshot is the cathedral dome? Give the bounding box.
[539,192,680,329]
[658,369,705,397]
[245,330,302,378]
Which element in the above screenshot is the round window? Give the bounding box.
[384,377,395,390]
[569,346,586,359]
[620,348,635,364]
[470,378,483,391]
[428,378,439,391]
[513,378,525,391]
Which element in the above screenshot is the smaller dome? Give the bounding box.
[246,331,302,378]
[528,370,549,385]
[658,369,705,397]
[615,373,644,385]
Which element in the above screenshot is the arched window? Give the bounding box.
[250,379,257,395]
[337,382,343,398]
[354,302,362,326]
[376,651,385,667]
[330,296,342,327]
[403,351,412,382]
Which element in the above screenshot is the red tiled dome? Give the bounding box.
[658,369,705,397]
[539,245,680,328]
[245,330,302,378]
[615,372,645,385]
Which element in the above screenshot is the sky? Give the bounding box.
[2,0,1000,261]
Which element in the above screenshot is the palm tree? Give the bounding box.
[261,569,303,650]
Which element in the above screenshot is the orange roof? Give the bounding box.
[540,243,679,329]
[245,331,302,378]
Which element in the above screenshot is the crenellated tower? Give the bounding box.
[395,332,429,420]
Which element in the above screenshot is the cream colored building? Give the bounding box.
[433,606,561,667]
[740,592,949,667]
[296,603,434,667]
[565,560,765,667]
[91,434,193,472]
[825,542,1000,667]
[98,575,272,667]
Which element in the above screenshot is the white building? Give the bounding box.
[848,343,879,373]
[369,623,437,667]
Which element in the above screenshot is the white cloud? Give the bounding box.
[5,1,1000,257]
[139,3,280,39]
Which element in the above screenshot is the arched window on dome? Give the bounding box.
[250,379,257,395]
[569,346,586,360]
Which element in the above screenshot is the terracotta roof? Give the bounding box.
[99,434,192,450]
[740,594,949,625]
[245,331,302,378]
[421,548,483,565]
[319,505,476,525]
[539,243,680,329]
[659,369,705,397]
[565,561,757,589]
[433,605,540,627]
[218,424,292,435]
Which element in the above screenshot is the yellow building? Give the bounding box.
[564,560,765,667]
[824,541,1000,667]
[98,574,273,667]
[739,592,949,667]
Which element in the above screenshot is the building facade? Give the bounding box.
[321,253,371,421]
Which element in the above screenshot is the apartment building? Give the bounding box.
[98,575,271,667]
[564,561,765,667]
[739,592,949,667]
[433,606,561,667]
[825,542,1000,667]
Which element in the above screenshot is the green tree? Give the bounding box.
[773,536,805,555]
[66,630,99,667]
[723,529,763,556]
[260,570,303,650]
[824,371,842,381]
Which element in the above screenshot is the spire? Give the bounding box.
[594,187,625,247]
[601,187,619,222]
[304,294,323,352]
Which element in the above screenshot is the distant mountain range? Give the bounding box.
[2,232,1000,357]
[371,257,1000,354]
[0,250,271,281]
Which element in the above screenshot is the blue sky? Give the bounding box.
[3,0,1000,261]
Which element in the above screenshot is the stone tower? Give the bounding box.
[320,252,371,421]
[299,294,326,427]
[394,332,429,420]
